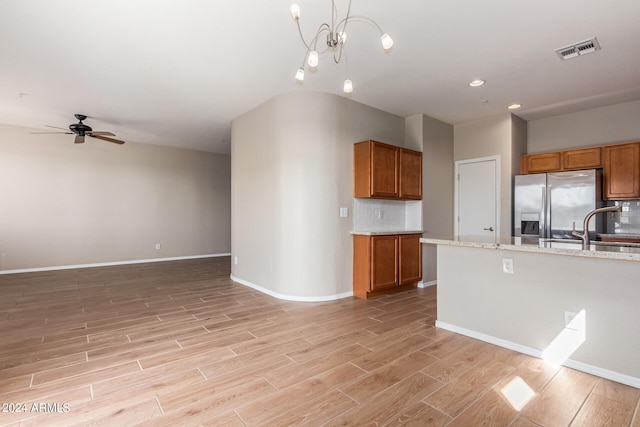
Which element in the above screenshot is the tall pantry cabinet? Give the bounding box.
[353,140,423,299]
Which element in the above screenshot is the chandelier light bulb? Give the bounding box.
[343,79,353,93]
[290,4,300,20]
[307,50,319,67]
[381,33,394,50]
[295,68,305,82]
[338,31,347,45]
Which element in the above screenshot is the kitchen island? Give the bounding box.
[422,237,640,388]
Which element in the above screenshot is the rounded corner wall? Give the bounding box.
[231,91,404,300]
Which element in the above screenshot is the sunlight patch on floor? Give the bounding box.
[500,376,536,411]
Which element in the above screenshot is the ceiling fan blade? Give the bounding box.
[75,135,85,144]
[30,131,72,134]
[45,125,70,131]
[90,134,125,145]
[88,131,116,136]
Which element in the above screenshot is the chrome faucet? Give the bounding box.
[572,206,622,250]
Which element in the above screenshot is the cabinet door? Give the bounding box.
[603,142,640,200]
[399,149,422,200]
[521,152,562,174]
[371,235,398,291]
[562,147,602,170]
[399,234,422,285]
[370,142,399,198]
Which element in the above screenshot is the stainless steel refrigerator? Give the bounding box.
[514,169,602,242]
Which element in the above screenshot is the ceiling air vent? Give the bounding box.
[555,37,600,60]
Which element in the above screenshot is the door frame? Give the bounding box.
[454,155,501,241]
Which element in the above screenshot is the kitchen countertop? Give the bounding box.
[351,230,423,236]
[420,237,640,262]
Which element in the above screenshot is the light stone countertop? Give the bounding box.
[597,233,640,240]
[420,237,640,262]
[351,230,423,236]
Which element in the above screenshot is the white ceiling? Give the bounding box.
[1,0,639,155]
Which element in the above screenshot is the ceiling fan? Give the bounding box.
[31,114,125,144]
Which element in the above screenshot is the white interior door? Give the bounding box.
[456,157,499,243]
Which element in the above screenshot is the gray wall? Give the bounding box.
[406,114,454,284]
[231,91,405,300]
[0,123,231,271]
[453,114,527,240]
[528,99,640,153]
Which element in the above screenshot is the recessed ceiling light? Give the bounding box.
[469,79,485,87]
[507,103,522,110]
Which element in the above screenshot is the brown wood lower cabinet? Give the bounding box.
[353,233,422,299]
[399,234,422,284]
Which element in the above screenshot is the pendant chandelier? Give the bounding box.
[290,0,394,94]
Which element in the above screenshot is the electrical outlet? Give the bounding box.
[564,311,578,329]
[234,256,238,265]
[155,243,161,250]
[502,258,514,274]
[339,207,348,218]
[378,210,384,220]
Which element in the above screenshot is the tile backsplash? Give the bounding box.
[353,199,422,232]
[606,200,640,234]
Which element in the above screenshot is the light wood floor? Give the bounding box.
[1,257,639,426]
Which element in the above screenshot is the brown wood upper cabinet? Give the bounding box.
[562,147,602,171]
[603,142,640,200]
[521,147,603,174]
[399,148,423,199]
[521,152,562,174]
[354,140,422,200]
[520,141,640,200]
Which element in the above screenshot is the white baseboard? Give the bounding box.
[418,279,437,288]
[435,320,640,389]
[230,274,353,302]
[0,253,231,275]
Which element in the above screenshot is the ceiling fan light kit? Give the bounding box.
[290,0,393,94]
[31,114,125,145]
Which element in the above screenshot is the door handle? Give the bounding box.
[483,227,494,231]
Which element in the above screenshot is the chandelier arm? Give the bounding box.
[332,0,351,64]
[295,19,312,51]
[332,0,352,43]
[295,19,333,53]
[343,0,352,31]
[331,0,336,35]
[334,0,352,30]
[333,43,344,64]
[300,23,332,69]
[344,47,350,78]
[343,15,384,34]
[310,23,331,52]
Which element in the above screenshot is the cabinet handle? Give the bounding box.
[483,227,494,231]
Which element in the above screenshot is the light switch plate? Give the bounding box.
[339,207,348,218]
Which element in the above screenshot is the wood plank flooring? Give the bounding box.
[1,257,639,426]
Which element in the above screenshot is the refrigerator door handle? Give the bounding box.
[541,186,547,239]
[547,185,553,239]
